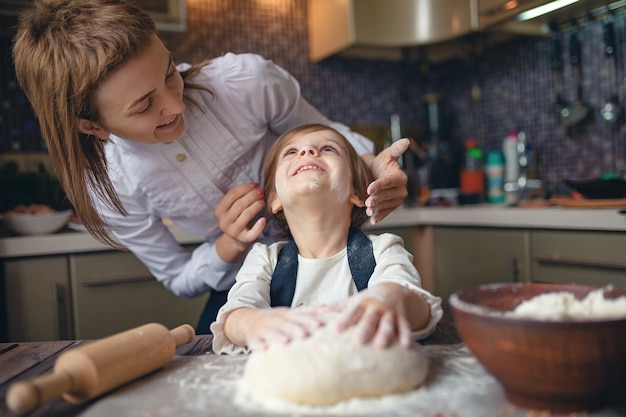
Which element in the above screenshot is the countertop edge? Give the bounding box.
[0,225,205,259]
[2,205,626,259]
[368,205,626,232]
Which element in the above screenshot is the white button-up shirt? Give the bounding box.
[94,53,374,298]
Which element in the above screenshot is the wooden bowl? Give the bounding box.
[449,282,626,413]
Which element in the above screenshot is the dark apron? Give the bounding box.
[270,227,376,307]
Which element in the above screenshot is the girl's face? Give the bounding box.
[77,34,186,144]
[270,129,361,212]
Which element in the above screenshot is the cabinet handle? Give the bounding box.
[52,283,63,340]
[81,274,154,287]
[507,257,519,282]
[533,256,626,271]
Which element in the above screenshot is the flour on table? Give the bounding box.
[239,315,429,408]
[80,344,625,417]
[507,286,626,320]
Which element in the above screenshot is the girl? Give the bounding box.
[211,124,443,353]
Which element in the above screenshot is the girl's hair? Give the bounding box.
[12,0,206,247]
[263,124,373,236]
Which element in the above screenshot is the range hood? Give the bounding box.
[307,0,614,62]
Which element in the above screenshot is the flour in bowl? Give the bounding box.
[507,286,626,320]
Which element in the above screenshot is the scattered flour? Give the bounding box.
[507,287,626,320]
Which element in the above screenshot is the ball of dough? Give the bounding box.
[241,319,429,406]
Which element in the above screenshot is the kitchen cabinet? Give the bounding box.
[3,246,206,342]
[431,227,530,320]
[531,230,626,288]
[363,217,626,322]
[367,225,435,293]
[369,225,530,321]
[4,256,73,341]
[69,250,206,340]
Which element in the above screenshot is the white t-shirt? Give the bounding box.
[92,53,375,298]
[211,233,444,355]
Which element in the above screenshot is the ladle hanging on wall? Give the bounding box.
[600,10,623,124]
[549,25,570,125]
[561,23,591,128]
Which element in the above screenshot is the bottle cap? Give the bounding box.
[464,138,478,148]
[485,150,504,165]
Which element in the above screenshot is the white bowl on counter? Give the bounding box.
[3,210,73,236]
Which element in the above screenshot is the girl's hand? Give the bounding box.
[334,283,414,348]
[244,308,323,351]
[363,139,409,225]
[214,182,267,262]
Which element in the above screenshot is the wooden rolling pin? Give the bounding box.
[6,322,195,414]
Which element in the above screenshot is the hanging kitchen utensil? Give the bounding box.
[600,12,623,124]
[549,26,570,125]
[561,24,591,128]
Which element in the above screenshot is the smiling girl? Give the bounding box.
[211,124,443,353]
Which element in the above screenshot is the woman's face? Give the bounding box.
[271,129,361,212]
[79,34,186,144]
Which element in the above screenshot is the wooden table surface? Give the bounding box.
[0,323,461,417]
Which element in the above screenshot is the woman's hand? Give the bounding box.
[214,182,266,263]
[225,307,323,351]
[362,139,409,225]
[334,283,420,348]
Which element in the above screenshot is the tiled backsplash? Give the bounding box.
[0,39,43,153]
[1,0,625,192]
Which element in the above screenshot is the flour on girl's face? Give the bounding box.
[329,165,351,204]
[276,169,350,206]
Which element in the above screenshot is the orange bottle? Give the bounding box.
[459,139,484,204]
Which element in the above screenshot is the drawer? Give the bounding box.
[531,230,626,287]
[69,250,206,339]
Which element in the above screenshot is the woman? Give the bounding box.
[12,0,409,332]
[211,124,442,354]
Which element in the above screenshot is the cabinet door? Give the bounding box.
[70,250,207,340]
[531,230,626,288]
[434,227,530,320]
[4,257,73,341]
[367,225,435,293]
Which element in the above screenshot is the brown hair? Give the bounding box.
[12,0,208,247]
[263,124,373,236]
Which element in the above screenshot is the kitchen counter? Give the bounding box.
[1,204,625,259]
[0,323,461,417]
[0,223,205,259]
[370,204,626,232]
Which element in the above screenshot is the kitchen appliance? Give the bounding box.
[306,0,613,62]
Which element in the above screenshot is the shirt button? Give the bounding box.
[176,154,186,162]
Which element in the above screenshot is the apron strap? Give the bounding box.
[270,227,376,307]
